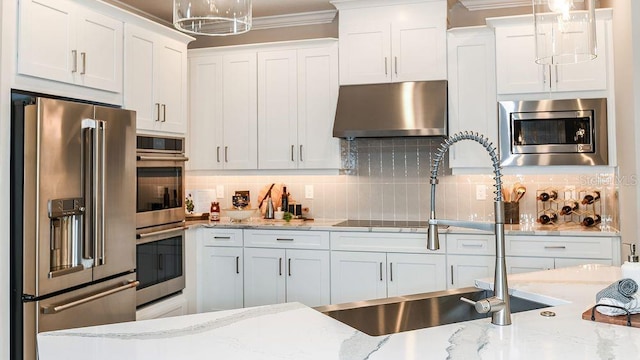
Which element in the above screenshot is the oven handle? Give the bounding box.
[136,226,188,244]
[41,280,139,314]
[137,155,189,162]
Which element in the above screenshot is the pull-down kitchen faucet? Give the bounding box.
[426,132,511,326]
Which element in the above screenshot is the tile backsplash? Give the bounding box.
[186,138,617,227]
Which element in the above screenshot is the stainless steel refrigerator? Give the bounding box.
[10,95,138,360]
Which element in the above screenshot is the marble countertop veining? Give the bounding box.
[38,265,640,360]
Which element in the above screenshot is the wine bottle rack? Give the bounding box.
[535,188,602,227]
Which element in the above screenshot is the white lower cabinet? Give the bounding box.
[243,230,331,308]
[136,292,188,321]
[387,253,446,297]
[200,247,243,312]
[447,255,495,289]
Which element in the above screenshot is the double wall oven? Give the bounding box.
[135,135,188,306]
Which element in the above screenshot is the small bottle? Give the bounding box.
[581,214,601,227]
[210,201,220,222]
[621,243,640,285]
[163,187,170,208]
[281,186,288,214]
[559,201,579,216]
[538,212,558,225]
[581,191,601,205]
[536,190,557,202]
[265,196,275,219]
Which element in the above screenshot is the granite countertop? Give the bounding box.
[186,218,620,236]
[38,265,640,360]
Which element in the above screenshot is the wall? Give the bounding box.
[186,138,617,229]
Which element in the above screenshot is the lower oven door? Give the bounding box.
[136,225,186,307]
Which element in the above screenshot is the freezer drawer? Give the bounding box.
[23,273,138,360]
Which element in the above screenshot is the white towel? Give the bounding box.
[596,293,640,316]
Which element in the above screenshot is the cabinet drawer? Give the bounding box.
[201,228,243,247]
[506,235,613,259]
[446,233,495,255]
[244,230,330,250]
[330,232,445,254]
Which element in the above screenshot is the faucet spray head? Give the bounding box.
[427,222,440,250]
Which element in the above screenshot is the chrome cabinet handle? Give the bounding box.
[394,56,398,75]
[384,57,388,76]
[214,236,231,240]
[299,145,303,162]
[225,146,228,162]
[276,238,294,242]
[71,50,78,73]
[390,262,393,282]
[379,262,383,281]
[451,265,454,285]
[279,258,282,276]
[155,103,160,122]
[161,104,166,122]
[42,281,139,314]
[216,146,220,163]
[288,258,292,276]
[555,65,559,84]
[291,145,295,162]
[544,246,567,249]
[236,256,240,274]
[80,52,86,74]
[461,243,484,248]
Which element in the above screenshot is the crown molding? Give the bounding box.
[251,10,337,30]
[459,0,532,11]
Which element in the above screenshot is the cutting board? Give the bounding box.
[582,306,640,328]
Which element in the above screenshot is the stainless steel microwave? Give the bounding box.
[498,98,608,166]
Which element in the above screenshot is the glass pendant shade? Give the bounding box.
[174,0,252,36]
[533,0,596,65]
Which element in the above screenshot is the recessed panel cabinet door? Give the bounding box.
[155,40,187,133]
[243,248,285,307]
[200,246,243,312]
[18,0,77,85]
[447,255,495,289]
[330,251,387,304]
[286,249,330,307]
[386,253,446,297]
[124,24,156,131]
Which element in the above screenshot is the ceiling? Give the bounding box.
[113,0,338,24]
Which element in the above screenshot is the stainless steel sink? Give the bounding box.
[314,287,549,336]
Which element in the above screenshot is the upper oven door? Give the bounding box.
[136,156,187,229]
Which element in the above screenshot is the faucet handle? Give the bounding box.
[460,296,505,314]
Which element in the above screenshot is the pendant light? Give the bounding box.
[533,0,596,64]
[173,0,252,36]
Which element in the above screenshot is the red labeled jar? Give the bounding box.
[210,201,220,221]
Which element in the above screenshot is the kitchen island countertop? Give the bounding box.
[38,265,640,359]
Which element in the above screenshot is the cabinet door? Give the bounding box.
[124,24,156,132]
[330,251,387,304]
[155,38,187,134]
[257,50,298,169]
[188,55,224,170]
[391,2,446,82]
[297,45,340,169]
[554,19,608,92]
[244,248,286,307]
[447,255,495,289]
[506,256,553,274]
[18,0,77,85]
[200,247,243,312]
[447,28,497,169]
[285,249,330,307]
[495,25,546,94]
[387,253,446,297]
[222,53,258,169]
[76,9,123,92]
[338,8,391,85]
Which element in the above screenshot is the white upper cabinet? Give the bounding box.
[334,0,447,85]
[188,51,258,170]
[257,41,339,169]
[447,27,498,169]
[125,23,189,134]
[18,0,123,93]
[489,10,611,95]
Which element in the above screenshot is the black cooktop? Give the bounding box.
[333,220,432,228]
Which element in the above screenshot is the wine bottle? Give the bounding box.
[163,187,170,208]
[559,201,579,215]
[281,186,288,214]
[582,214,601,227]
[538,212,558,225]
[581,191,601,205]
[536,190,557,202]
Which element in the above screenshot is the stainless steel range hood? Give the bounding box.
[333,80,447,138]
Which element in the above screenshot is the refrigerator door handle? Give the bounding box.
[81,119,106,266]
[41,280,139,314]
